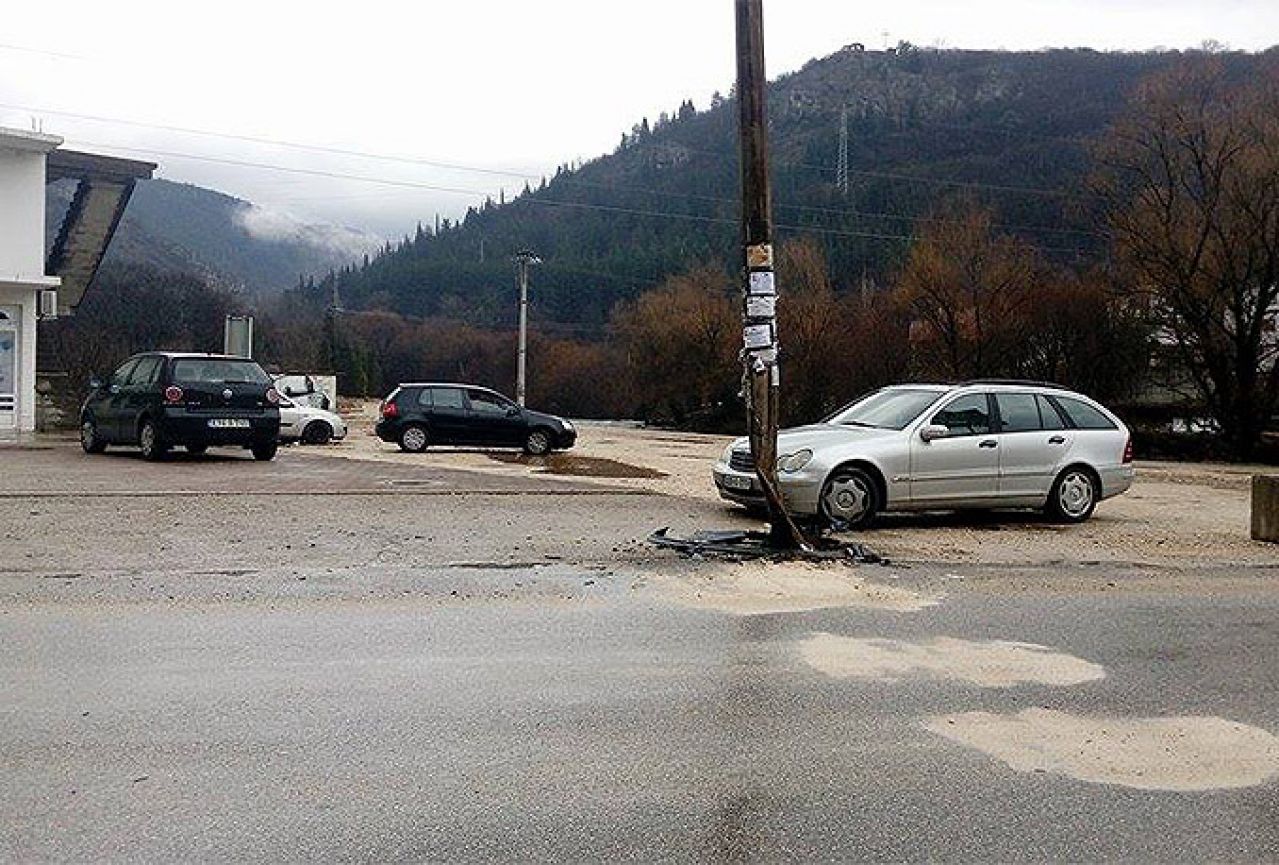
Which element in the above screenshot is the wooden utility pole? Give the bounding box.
[735,0,808,549]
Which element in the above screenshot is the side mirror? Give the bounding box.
[920,424,949,442]
[506,406,521,417]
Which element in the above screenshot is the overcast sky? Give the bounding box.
[2,1,1276,239]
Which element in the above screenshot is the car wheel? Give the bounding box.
[301,421,332,445]
[398,424,429,453]
[524,429,552,456]
[80,419,107,454]
[1046,467,1098,523]
[186,443,208,455]
[138,420,168,462]
[820,467,879,531]
[251,441,278,461]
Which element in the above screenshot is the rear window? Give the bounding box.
[172,359,271,386]
[1052,396,1117,430]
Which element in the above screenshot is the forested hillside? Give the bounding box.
[303,47,1263,327]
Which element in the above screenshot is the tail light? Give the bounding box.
[1122,437,1133,464]
[164,385,183,404]
[265,387,280,405]
[381,400,399,419]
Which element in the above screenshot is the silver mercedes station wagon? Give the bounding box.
[713,381,1134,528]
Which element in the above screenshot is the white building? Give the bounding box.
[0,127,62,439]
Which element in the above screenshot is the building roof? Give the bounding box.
[0,126,63,154]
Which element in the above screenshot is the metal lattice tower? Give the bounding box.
[836,106,850,196]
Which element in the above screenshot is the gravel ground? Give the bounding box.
[299,401,1278,568]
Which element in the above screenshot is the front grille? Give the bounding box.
[729,450,755,472]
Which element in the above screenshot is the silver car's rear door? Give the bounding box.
[993,393,1074,500]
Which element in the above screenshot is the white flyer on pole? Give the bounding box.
[746,295,776,319]
[743,323,773,349]
[748,271,775,296]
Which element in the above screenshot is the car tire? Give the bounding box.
[138,419,168,462]
[186,443,208,455]
[524,429,552,456]
[301,421,332,445]
[251,441,278,461]
[819,466,880,531]
[80,419,107,454]
[1046,466,1099,523]
[398,424,429,453]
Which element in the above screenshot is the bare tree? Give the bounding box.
[896,200,1045,381]
[1095,55,1279,458]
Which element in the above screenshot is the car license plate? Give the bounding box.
[721,473,753,490]
[208,418,250,429]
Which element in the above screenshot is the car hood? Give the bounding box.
[526,410,569,429]
[731,423,896,453]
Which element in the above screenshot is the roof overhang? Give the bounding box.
[47,149,156,185]
[45,148,156,312]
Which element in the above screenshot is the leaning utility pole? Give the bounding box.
[735,0,807,549]
[514,250,540,406]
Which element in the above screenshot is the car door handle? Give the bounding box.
[979,439,998,448]
[1048,435,1066,445]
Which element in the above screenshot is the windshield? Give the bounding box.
[826,388,947,430]
[172,359,272,386]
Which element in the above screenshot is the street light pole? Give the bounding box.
[735,0,808,549]
[514,250,540,406]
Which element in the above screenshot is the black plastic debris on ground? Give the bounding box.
[648,527,886,565]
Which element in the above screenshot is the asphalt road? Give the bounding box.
[2,446,1277,861]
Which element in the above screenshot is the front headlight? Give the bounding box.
[562,419,574,431]
[778,449,813,473]
[720,443,736,464]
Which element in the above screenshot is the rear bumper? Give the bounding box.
[1100,464,1135,499]
[158,408,279,446]
[374,419,399,443]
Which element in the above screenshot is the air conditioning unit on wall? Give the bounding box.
[37,289,58,320]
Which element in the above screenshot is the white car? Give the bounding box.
[713,381,1134,527]
[278,396,347,445]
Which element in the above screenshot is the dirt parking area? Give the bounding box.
[295,401,1277,569]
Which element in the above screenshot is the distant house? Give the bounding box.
[0,126,154,438]
[0,128,62,438]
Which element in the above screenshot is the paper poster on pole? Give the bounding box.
[743,323,773,350]
[747,243,774,269]
[748,271,775,296]
[746,295,776,319]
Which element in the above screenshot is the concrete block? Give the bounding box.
[1252,475,1279,543]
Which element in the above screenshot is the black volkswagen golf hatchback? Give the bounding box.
[80,352,282,461]
[375,383,576,455]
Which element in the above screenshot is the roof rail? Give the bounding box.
[959,379,1070,390]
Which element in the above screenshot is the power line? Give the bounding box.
[0,43,86,61]
[63,138,1094,255]
[12,100,1092,202]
